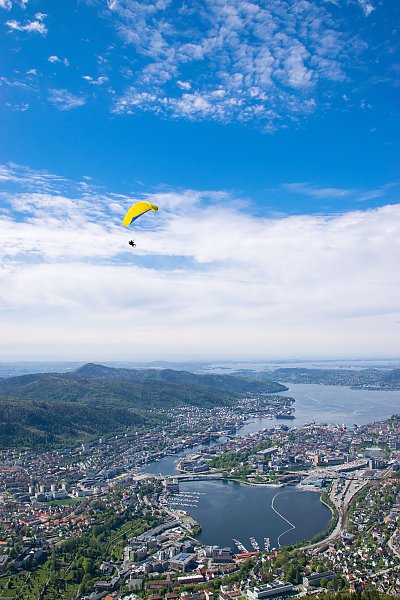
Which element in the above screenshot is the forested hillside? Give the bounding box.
[0,396,154,449]
[73,362,287,393]
[0,364,286,449]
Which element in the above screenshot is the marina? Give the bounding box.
[166,490,204,508]
[250,536,260,551]
[233,538,248,553]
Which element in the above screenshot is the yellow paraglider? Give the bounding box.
[122,201,158,227]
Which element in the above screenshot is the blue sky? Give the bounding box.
[0,0,399,360]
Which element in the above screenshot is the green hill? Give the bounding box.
[0,364,286,409]
[0,396,153,449]
[73,362,287,393]
[0,364,287,449]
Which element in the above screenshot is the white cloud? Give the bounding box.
[0,163,69,191]
[283,182,354,199]
[6,17,47,35]
[0,75,32,90]
[82,75,109,85]
[48,89,87,111]
[0,0,27,8]
[177,80,191,91]
[357,184,397,201]
[0,164,399,359]
[5,101,29,111]
[48,55,70,67]
[283,182,397,202]
[358,0,375,17]
[97,0,357,128]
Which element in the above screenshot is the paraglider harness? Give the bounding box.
[128,240,136,248]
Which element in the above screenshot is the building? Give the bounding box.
[220,588,242,600]
[201,546,233,563]
[303,571,335,589]
[256,448,278,458]
[179,458,210,473]
[368,458,387,469]
[313,453,323,466]
[177,574,205,584]
[247,583,294,599]
[165,478,180,494]
[169,552,196,572]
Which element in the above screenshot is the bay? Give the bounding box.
[178,480,331,550]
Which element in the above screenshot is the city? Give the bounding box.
[0,386,399,600]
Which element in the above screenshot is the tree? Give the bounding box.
[50,548,57,571]
[82,557,94,576]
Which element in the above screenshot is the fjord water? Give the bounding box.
[239,383,400,437]
[281,383,400,426]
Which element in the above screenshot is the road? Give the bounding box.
[388,529,400,560]
[299,471,375,551]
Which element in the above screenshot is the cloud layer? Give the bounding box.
[1,163,399,360]
[108,0,353,128]
[2,0,379,128]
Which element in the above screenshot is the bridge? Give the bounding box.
[173,472,224,482]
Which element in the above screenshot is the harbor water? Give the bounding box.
[177,480,331,550]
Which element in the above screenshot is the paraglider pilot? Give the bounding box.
[123,201,158,249]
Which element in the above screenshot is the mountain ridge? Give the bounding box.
[0,363,287,449]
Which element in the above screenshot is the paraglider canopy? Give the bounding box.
[122,201,158,227]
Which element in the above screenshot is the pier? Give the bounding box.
[271,492,296,547]
[233,538,249,553]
